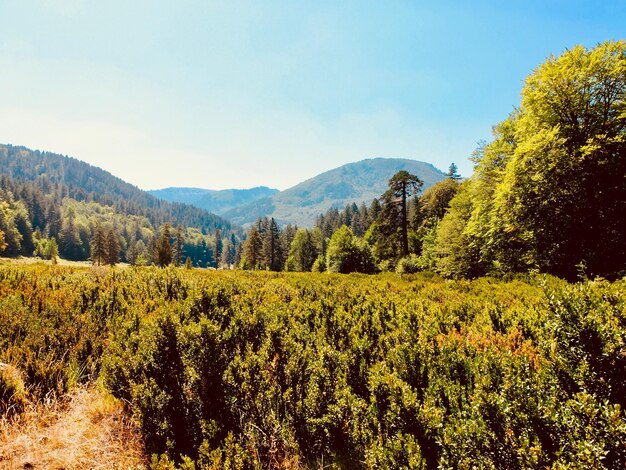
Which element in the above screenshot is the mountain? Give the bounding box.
[148,186,279,215]
[222,158,448,227]
[0,144,237,235]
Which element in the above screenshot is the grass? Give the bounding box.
[0,385,146,469]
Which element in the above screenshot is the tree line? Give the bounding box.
[0,178,240,268]
[240,41,626,281]
[240,165,461,274]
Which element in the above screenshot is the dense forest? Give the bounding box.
[0,145,242,267]
[240,41,626,282]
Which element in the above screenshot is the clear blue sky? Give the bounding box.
[1,1,624,190]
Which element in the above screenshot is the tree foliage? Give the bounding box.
[326,225,376,273]
[435,41,626,280]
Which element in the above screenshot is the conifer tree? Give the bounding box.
[105,226,120,266]
[380,171,423,257]
[155,223,173,267]
[242,225,262,269]
[173,225,184,267]
[90,223,106,265]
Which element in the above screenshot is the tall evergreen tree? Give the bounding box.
[242,225,262,269]
[90,223,107,265]
[173,225,185,267]
[380,171,423,257]
[105,226,120,266]
[263,218,282,271]
[155,223,173,267]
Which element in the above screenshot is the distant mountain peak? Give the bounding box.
[222,157,447,227]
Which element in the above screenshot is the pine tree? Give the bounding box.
[242,225,262,269]
[447,163,461,180]
[263,218,282,271]
[90,223,107,265]
[173,225,184,266]
[213,229,222,268]
[105,226,120,266]
[380,171,423,258]
[155,223,173,267]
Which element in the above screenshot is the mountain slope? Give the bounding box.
[148,186,279,215]
[0,143,236,234]
[223,158,447,227]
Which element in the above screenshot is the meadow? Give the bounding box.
[1,264,625,469]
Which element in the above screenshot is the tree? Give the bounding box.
[447,163,461,180]
[105,226,120,266]
[0,230,6,254]
[435,41,626,280]
[213,229,222,268]
[379,171,423,258]
[58,206,84,261]
[90,223,107,265]
[285,229,318,272]
[242,225,262,269]
[173,225,185,267]
[220,237,234,268]
[47,237,59,263]
[262,218,282,271]
[418,178,460,224]
[326,225,376,274]
[0,200,22,256]
[155,223,173,267]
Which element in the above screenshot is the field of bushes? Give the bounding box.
[0,264,625,469]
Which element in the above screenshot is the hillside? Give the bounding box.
[0,144,241,267]
[222,158,447,227]
[0,144,235,234]
[148,186,279,215]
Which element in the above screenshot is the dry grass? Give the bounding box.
[0,386,146,470]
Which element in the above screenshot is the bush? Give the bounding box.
[396,254,421,274]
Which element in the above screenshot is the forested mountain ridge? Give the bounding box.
[0,144,241,267]
[0,144,233,232]
[148,186,279,215]
[223,158,447,226]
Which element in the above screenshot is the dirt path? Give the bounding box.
[0,387,146,469]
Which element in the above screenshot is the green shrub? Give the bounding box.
[396,254,421,274]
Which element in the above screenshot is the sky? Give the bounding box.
[1,1,625,191]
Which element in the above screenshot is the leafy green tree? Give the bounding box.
[419,178,460,224]
[326,225,376,274]
[492,41,626,279]
[0,229,6,254]
[285,229,319,271]
[436,41,626,280]
[0,200,22,256]
[434,183,482,278]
